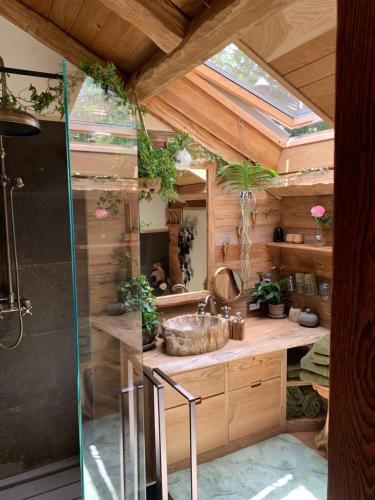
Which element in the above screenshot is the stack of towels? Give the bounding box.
[286,334,330,419]
[300,334,330,387]
[287,385,322,419]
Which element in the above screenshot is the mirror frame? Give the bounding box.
[151,162,215,309]
[212,266,244,303]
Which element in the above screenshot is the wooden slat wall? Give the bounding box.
[209,171,281,315]
[278,139,334,173]
[72,147,139,418]
[280,194,333,327]
[71,149,139,315]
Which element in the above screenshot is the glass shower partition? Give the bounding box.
[63,62,145,500]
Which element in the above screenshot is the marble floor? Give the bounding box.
[168,433,328,500]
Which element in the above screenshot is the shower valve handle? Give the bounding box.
[21,299,32,317]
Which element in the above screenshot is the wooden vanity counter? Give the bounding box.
[142,316,328,471]
[143,316,329,374]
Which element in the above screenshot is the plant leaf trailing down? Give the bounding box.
[216,160,278,192]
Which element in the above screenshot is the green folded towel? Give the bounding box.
[287,361,301,380]
[287,387,304,418]
[287,405,304,418]
[301,348,329,378]
[312,334,330,357]
[300,369,330,387]
[288,386,304,404]
[313,351,330,366]
[302,387,322,418]
[288,369,301,379]
[287,386,323,418]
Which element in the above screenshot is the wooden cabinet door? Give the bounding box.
[228,377,282,442]
[228,351,283,391]
[161,364,225,409]
[165,394,226,466]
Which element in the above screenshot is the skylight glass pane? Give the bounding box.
[207,44,313,118]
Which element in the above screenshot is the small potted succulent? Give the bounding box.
[251,273,288,318]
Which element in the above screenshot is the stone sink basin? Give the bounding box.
[162,314,229,356]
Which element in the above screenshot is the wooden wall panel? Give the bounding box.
[277,139,334,173]
[280,195,333,245]
[155,77,281,168]
[280,194,333,327]
[207,173,281,316]
[72,150,139,315]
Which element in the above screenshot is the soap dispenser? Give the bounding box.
[232,312,245,340]
[221,305,232,338]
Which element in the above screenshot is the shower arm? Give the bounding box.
[0,56,9,102]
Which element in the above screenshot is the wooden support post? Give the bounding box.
[328,0,375,498]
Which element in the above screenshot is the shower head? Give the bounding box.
[0,57,41,137]
[0,106,41,137]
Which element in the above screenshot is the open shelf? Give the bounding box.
[267,182,333,199]
[286,414,326,432]
[287,379,313,387]
[266,171,334,199]
[266,242,332,255]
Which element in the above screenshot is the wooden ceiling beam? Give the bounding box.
[134,0,298,101]
[185,70,288,145]
[145,96,245,164]
[97,0,189,53]
[154,77,282,167]
[0,0,104,67]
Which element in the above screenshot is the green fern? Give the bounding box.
[217,160,277,192]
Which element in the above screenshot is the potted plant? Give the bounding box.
[118,274,160,349]
[138,129,176,201]
[251,273,288,318]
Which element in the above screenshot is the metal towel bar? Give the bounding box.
[153,368,201,500]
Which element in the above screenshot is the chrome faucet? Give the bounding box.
[172,283,187,293]
[204,294,217,316]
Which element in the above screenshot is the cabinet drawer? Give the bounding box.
[228,351,282,391]
[229,377,282,441]
[161,364,225,409]
[166,394,226,465]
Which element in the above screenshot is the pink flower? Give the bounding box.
[95,208,108,219]
[310,205,325,217]
[263,278,271,283]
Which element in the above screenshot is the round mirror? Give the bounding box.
[212,267,244,303]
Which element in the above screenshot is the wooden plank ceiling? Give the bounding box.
[1,0,336,126]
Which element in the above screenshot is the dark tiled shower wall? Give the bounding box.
[0,121,79,479]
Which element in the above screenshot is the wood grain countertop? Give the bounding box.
[143,316,329,374]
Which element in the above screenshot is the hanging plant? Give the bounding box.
[0,60,128,120]
[217,160,278,285]
[0,73,65,118]
[78,61,129,107]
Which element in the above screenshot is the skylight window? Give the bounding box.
[207,44,314,119]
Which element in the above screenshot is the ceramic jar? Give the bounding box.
[289,305,302,323]
[298,308,319,327]
[292,233,304,244]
